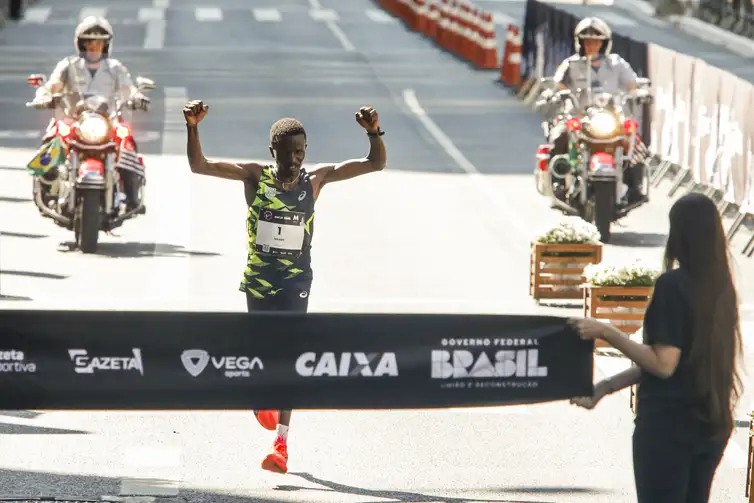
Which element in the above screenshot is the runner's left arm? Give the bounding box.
[311,107,386,193]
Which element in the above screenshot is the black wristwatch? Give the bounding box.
[367,128,385,137]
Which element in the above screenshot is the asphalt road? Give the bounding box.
[1,0,754,502]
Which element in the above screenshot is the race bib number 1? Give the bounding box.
[255,209,306,257]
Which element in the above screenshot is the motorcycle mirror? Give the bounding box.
[136,76,156,91]
[27,74,46,88]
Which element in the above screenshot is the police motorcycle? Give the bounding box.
[25,73,156,254]
[533,60,653,242]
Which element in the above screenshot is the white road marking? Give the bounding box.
[0,130,40,139]
[310,8,340,21]
[141,8,166,50]
[153,0,170,8]
[143,20,166,50]
[20,7,51,24]
[365,9,396,23]
[401,88,529,239]
[325,21,356,52]
[139,7,165,22]
[252,7,282,22]
[195,7,223,22]
[308,0,322,9]
[310,9,355,52]
[79,7,107,21]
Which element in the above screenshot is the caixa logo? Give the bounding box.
[431,350,548,379]
[296,352,399,377]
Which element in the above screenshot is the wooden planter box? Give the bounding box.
[584,285,653,349]
[529,242,603,301]
[746,418,754,503]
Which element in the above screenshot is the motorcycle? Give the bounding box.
[532,61,653,242]
[25,74,156,253]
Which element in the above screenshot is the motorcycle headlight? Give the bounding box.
[76,115,110,143]
[588,112,619,137]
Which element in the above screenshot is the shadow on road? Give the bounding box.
[0,270,68,280]
[0,467,616,503]
[0,294,33,301]
[1,231,48,239]
[286,471,592,502]
[0,421,90,435]
[608,232,667,248]
[0,196,33,203]
[536,301,582,310]
[56,242,221,259]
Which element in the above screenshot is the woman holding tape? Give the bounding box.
[570,192,744,503]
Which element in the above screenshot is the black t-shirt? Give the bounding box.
[636,268,695,404]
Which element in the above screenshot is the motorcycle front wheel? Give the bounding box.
[76,189,102,254]
[593,181,615,243]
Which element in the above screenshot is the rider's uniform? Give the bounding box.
[36,55,138,121]
[553,54,637,95]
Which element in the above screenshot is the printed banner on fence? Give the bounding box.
[0,311,594,410]
[688,57,709,184]
[648,43,676,158]
[700,64,725,188]
[744,84,754,214]
[724,76,750,206]
[669,52,695,170]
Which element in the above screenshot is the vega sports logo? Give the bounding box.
[180,349,263,378]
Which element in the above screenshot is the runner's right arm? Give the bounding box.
[186,124,261,181]
[183,99,262,182]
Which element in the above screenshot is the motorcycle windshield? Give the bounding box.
[79,94,115,116]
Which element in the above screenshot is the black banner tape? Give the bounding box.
[0,311,594,410]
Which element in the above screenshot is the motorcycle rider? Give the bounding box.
[29,16,151,212]
[547,16,648,205]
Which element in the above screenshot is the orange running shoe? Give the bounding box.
[253,410,279,431]
[261,436,288,474]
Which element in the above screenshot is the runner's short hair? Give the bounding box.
[270,118,306,147]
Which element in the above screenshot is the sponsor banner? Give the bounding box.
[744,85,754,214]
[698,64,725,188]
[723,76,751,206]
[713,71,742,202]
[668,52,695,170]
[0,311,594,410]
[647,43,676,159]
[688,58,710,184]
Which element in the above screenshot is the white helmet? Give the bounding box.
[574,17,612,55]
[75,16,114,56]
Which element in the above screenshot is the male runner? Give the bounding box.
[183,99,387,474]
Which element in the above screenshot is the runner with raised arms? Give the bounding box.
[183,99,387,474]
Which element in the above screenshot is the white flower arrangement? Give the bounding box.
[583,260,660,287]
[535,216,601,245]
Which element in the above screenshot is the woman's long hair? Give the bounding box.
[662,193,743,438]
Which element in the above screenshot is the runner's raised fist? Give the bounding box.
[355,106,379,133]
[184,100,209,126]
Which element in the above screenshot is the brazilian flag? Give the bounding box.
[27,136,67,176]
